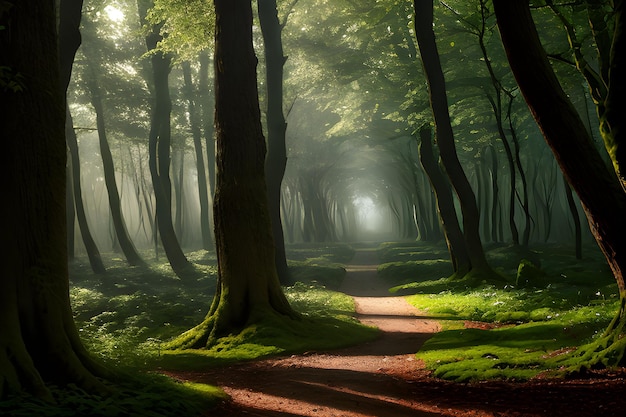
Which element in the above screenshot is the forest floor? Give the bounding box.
[165,249,626,417]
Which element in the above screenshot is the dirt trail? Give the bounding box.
[168,249,626,417]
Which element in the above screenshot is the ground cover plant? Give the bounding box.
[0,244,377,417]
[377,241,620,382]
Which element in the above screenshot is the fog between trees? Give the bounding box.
[66,0,600,262]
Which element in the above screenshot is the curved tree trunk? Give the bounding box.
[418,127,470,276]
[65,107,107,274]
[138,0,193,277]
[413,0,494,278]
[168,0,298,350]
[494,0,626,365]
[84,63,146,267]
[258,0,292,285]
[1,0,111,398]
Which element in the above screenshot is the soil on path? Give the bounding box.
[166,249,626,417]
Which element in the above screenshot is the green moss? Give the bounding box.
[157,284,378,370]
[416,302,617,381]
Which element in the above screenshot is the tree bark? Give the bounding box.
[183,61,213,251]
[84,63,146,266]
[168,0,298,349]
[413,0,494,277]
[138,0,193,277]
[65,107,107,274]
[258,0,292,285]
[1,0,111,398]
[199,52,216,205]
[418,127,470,275]
[494,0,626,365]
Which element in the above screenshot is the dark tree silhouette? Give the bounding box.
[0,0,111,398]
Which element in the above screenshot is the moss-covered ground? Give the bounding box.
[4,243,373,417]
[377,240,620,382]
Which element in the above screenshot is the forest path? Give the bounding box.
[171,248,447,417]
[164,249,626,417]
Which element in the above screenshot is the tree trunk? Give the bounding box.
[494,0,626,365]
[66,151,76,260]
[413,0,495,278]
[183,61,213,251]
[199,52,216,204]
[508,100,532,247]
[1,0,111,398]
[168,0,298,349]
[138,0,193,277]
[418,127,470,276]
[84,63,145,266]
[258,0,292,285]
[563,176,582,260]
[65,107,107,274]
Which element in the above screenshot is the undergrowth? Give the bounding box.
[69,245,364,368]
[377,241,621,382]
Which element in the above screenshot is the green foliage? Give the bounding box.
[70,247,375,371]
[0,374,226,417]
[416,302,616,381]
[156,282,377,370]
[69,251,217,367]
[376,241,620,381]
[145,0,215,60]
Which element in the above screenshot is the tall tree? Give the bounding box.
[1,0,110,398]
[138,0,193,277]
[493,0,626,366]
[182,61,213,250]
[75,14,146,267]
[258,0,292,285]
[65,107,107,273]
[83,58,146,267]
[413,0,496,279]
[168,0,298,349]
[418,126,470,274]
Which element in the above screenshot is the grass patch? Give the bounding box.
[376,241,621,381]
[156,282,378,370]
[68,245,374,366]
[416,302,616,381]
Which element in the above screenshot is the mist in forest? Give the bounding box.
[66,0,597,262]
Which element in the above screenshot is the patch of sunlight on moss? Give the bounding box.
[182,381,228,400]
[416,302,617,382]
[157,285,377,370]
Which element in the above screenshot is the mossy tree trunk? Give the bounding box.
[169,0,298,350]
[494,0,626,366]
[0,0,111,398]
